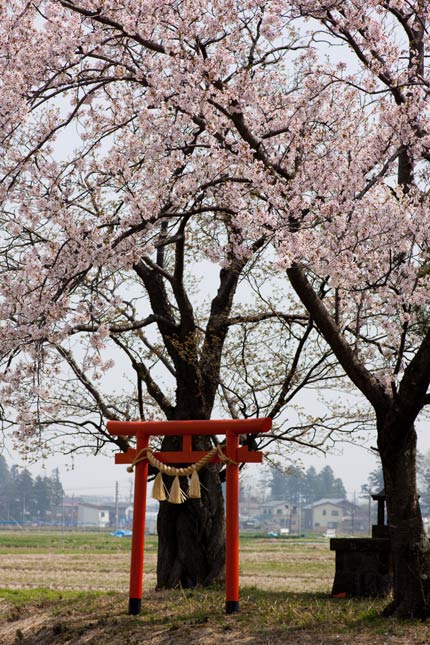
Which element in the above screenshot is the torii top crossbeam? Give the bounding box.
[107,417,271,436]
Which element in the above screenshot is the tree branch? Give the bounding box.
[287,264,391,412]
[70,314,170,334]
[110,336,175,418]
[397,327,430,420]
[54,344,120,421]
[227,311,308,326]
[58,1,166,53]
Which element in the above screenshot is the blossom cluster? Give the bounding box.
[1,0,430,440]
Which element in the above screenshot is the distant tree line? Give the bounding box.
[0,456,64,525]
[269,454,430,519]
[268,464,346,506]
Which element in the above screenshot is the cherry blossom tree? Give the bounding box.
[0,0,357,589]
[282,0,430,618]
[0,163,348,588]
[2,0,430,617]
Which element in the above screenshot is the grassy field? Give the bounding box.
[0,531,429,644]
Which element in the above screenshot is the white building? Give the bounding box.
[77,502,110,528]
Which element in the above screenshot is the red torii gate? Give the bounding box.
[107,418,271,615]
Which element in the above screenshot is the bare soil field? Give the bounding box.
[0,533,429,644]
[0,541,332,594]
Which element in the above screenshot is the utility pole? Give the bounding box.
[115,481,119,532]
[352,491,356,535]
[368,491,372,536]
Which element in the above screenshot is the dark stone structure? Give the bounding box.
[330,489,392,597]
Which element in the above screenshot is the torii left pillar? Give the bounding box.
[107,418,271,615]
[128,432,149,615]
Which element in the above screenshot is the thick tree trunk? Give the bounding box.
[156,433,225,589]
[379,421,430,617]
[133,231,246,589]
[286,265,430,617]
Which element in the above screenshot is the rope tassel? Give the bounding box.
[152,472,167,502]
[188,467,201,499]
[169,475,187,504]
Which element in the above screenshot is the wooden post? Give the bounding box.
[225,430,240,613]
[128,433,149,615]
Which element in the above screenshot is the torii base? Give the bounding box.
[128,598,142,615]
[225,600,240,614]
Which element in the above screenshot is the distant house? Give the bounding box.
[60,499,110,528]
[100,501,132,529]
[303,498,363,533]
[77,502,110,528]
[62,499,79,526]
[60,497,159,532]
[260,500,299,532]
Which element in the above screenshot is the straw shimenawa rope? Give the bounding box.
[127,444,239,504]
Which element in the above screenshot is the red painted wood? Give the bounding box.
[115,447,263,465]
[107,417,271,436]
[129,434,149,603]
[225,431,240,606]
[115,449,137,464]
[237,446,264,462]
[182,435,192,452]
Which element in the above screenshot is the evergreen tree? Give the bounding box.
[49,468,64,509]
[333,477,347,499]
[0,455,10,485]
[33,475,51,521]
[268,465,305,502]
[367,465,385,493]
[314,465,347,500]
[269,467,288,501]
[0,460,65,523]
[0,455,11,521]
[15,469,35,523]
[8,465,21,523]
[284,466,305,505]
[301,466,318,504]
[269,464,346,505]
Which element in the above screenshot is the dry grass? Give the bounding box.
[0,532,429,644]
[0,534,334,594]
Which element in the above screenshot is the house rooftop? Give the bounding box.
[303,498,345,510]
[261,500,290,508]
